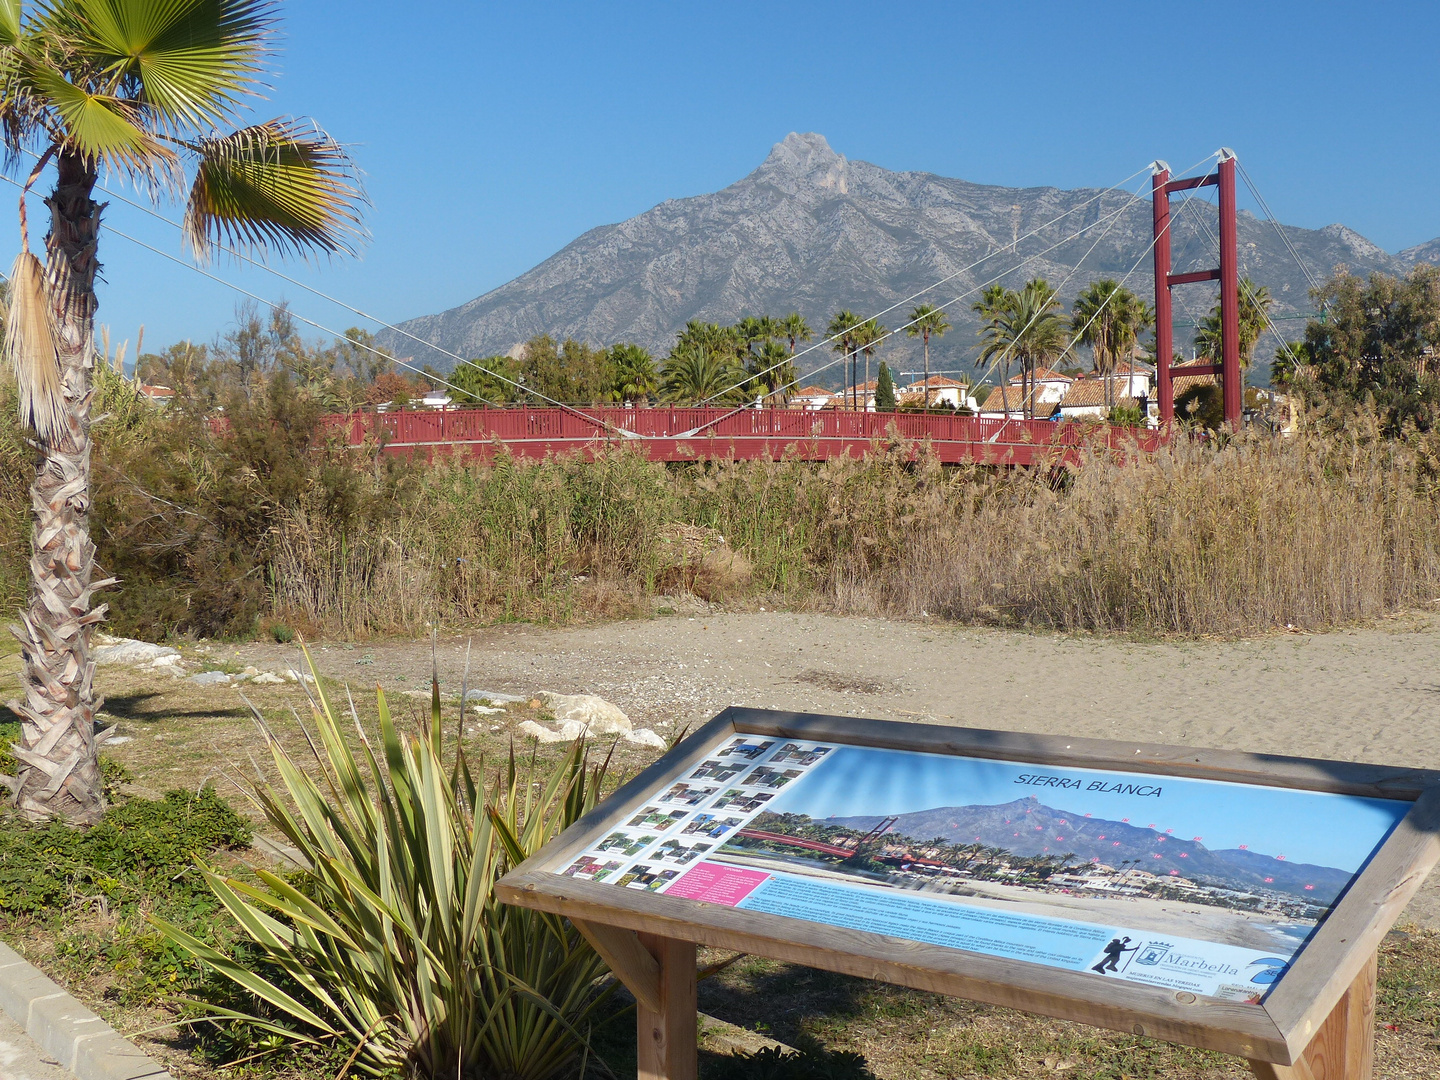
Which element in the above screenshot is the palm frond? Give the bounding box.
[63,0,274,132]
[0,0,20,44]
[5,250,64,442]
[25,61,176,179]
[183,117,365,260]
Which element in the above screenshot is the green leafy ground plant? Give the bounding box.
[154,648,614,1079]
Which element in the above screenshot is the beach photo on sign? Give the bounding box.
[710,744,1409,957]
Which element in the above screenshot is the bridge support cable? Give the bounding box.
[1165,158,1312,410]
[9,151,626,433]
[1236,160,1323,295]
[689,161,1164,412]
[1152,153,1246,426]
[686,166,1202,435]
[691,153,1221,442]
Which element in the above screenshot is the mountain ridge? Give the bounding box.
[381,134,1435,380]
[827,795,1353,903]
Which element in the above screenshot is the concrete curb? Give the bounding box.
[0,939,171,1080]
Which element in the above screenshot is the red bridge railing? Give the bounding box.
[316,406,1159,466]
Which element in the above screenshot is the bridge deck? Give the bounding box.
[320,406,1155,465]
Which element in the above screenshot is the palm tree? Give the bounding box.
[781,312,812,356]
[1195,277,1273,370]
[0,1,362,824]
[906,303,950,409]
[659,347,747,404]
[752,338,796,403]
[827,309,861,409]
[1071,280,1153,408]
[1271,340,1310,388]
[855,318,885,411]
[977,280,1066,418]
[609,343,657,403]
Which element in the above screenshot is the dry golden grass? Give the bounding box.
[266,423,1440,640]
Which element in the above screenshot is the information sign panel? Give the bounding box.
[498,708,1440,1079]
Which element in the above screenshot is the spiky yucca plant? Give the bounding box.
[0,0,363,822]
[154,650,615,1079]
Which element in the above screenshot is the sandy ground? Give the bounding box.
[192,610,1440,928]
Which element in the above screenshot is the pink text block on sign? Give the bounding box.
[666,861,769,906]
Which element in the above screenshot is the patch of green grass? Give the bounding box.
[0,788,250,916]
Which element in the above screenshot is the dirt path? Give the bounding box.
[157,611,1440,926]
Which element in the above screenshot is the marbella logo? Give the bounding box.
[1135,942,1174,967]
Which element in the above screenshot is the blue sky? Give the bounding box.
[767,746,1409,873]
[32,1,1440,354]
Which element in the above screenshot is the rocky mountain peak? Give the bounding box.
[751,131,849,195]
[380,135,1433,375]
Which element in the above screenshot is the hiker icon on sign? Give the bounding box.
[1091,936,1137,974]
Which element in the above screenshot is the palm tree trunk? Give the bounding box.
[923,331,931,410]
[8,153,109,823]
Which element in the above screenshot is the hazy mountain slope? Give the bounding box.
[830,795,1352,903]
[382,134,1419,381]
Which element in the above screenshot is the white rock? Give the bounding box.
[188,670,232,686]
[537,692,631,735]
[283,669,316,684]
[464,689,526,704]
[251,672,286,685]
[471,705,504,716]
[517,720,571,744]
[625,728,667,749]
[93,637,181,666]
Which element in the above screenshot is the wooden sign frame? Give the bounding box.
[497,707,1440,1080]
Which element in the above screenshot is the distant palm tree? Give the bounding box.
[855,318,885,410]
[1,0,362,823]
[906,304,951,409]
[1270,340,1310,388]
[752,339,796,402]
[781,312,813,355]
[609,343,657,403]
[660,347,747,404]
[827,309,862,409]
[977,280,1067,418]
[1071,280,1153,408]
[1195,277,1273,369]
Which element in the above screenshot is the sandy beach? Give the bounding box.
[711,847,1314,952]
[218,609,1440,929]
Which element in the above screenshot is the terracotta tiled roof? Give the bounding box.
[793,386,836,398]
[905,375,967,390]
[1008,368,1073,385]
[980,385,1055,416]
[1058,379,1143,410]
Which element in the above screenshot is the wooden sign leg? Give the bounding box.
[1249,952,1377,1080]
[635,933,697,1080]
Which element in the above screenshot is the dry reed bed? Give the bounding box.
[267,425,1440,639]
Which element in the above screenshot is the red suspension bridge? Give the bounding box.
[319,404,1160,466]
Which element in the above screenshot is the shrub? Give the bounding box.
[155,649,615,1079]
[0,788,251,915]
[707,1041,877,1080]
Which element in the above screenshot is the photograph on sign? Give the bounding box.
[557,735,1410,1003]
